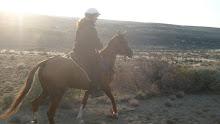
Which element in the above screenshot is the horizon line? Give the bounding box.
[1,9,220,29]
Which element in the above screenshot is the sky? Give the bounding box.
[0,0,220,28]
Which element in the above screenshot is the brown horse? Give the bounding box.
[0,30,133,124]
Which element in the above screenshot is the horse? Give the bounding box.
[0,30,133,124]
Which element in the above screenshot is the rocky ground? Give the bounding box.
[0,93,220,124]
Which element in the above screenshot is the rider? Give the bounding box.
[73,8,103,98]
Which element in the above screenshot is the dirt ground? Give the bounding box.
[0,93,220,124]
[0,50,220,124]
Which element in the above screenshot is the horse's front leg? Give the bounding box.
[77,91,90,124]
[104,88,118,118]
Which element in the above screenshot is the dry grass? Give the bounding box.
[0,49,219,109]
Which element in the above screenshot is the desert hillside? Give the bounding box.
[0,11,220,50]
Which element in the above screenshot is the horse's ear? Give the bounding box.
[117,30,121,35]
[122,31,126,37]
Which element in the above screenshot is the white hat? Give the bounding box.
[85,8,100,15]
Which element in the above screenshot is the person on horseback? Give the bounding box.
[73,8,103,98]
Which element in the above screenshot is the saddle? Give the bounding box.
[69,52,85,69]
[68,51,112,73]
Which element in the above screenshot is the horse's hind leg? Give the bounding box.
[47,94,64,124]
[31,91,48,123]
[31,67,48,123]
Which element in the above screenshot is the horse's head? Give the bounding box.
[109,30,133,58]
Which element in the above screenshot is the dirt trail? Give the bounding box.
[0,94,220,124]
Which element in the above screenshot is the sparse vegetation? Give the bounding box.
[112,50,220,97]
[128,99,139,107]
[0,49,219,111]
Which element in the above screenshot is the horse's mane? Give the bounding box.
[99,33,124,55]
[99,36,115,55]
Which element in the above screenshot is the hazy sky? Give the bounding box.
[0,0,219,28]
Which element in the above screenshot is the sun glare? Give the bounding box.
[0,1,27,14]
[0,0,219,27]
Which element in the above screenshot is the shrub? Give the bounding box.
[191,69,220,92]
[0,86,21,110]
[112,53,220,96]
[211,72,220,91]
[135,91,146,100]
[129,99,139,107]
[1,93,14,109]
[10,55,16,60]
[16,62,25,71]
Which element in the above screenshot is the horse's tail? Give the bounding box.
[0,58,50,118]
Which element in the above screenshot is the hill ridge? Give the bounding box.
[0,11,220,50]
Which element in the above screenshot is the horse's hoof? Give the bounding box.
[30,119,38,124]
[113,112,118,119]
[106,113,118,119]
